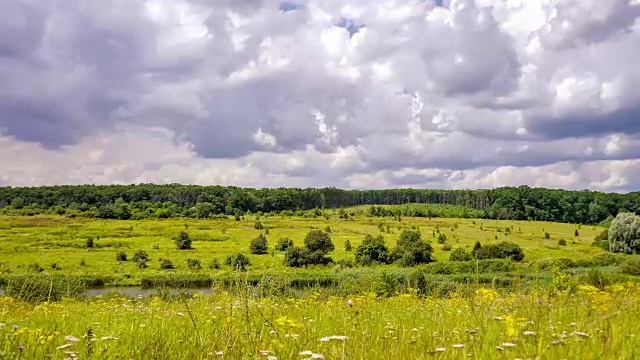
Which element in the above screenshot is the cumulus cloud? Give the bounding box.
[0,0,639,191]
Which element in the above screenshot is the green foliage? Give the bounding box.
[558,239,567,246]
[175,231,193,250]
[85,236,94,249]
[373,270,398,297]
[592,229,610,251]
[254,221,264,230]
[544,232,551,239]
[224,253,251,271]
[304,229,335,253]
[137,259,148,269]
[472,241,482,257]
[250,233,269,255]
[475,241,525,261]
[441,244,452,252]
[609,212,640,254]
[27,263,44,272]
[436,232,447,244]
[621,257,640,275]
[116,251,128,262]
[449,247,472,261]
[186,258,202,270]
[209,259,221,270]
[132,249,150,262]
[391,229,434,267]
[574,229,580,237]
[160,259,174,270]
[324,225,332,233]
[275,237,294,251]
[355,234,390,266]
[344,240,353,252]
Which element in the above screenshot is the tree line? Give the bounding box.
[0,184,638,224]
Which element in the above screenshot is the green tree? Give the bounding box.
[355,234,390,266]
[225,253,251,271]
[250,233,269,254]
[609,212,640,254]
[449,247,472,261]
[345,240,353,251]
[304,230,335,253]
[194,202,215,219]
[275,237,294,251]
[391,229,434,267]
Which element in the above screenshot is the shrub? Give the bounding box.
[591,253,622,267]
[373,270,398,298]
[621,257,640,276]
[80,259,86,266]
[592,229,610,251]
[345,240,353,252]
[304,230,335,253]
[160,259,174,270]
[284,247,312,268]
[137,260,148,269]
[175,231,193,250]
[116,251,128,262]
[574,229,580,237]
[250,233,269,255]
[50,263,62,270]
[437,233,447,244]
[472,241,482,257]
[337,258,355,268]
[558,239,567,246]
[225,253,251,271]
[27,263,44,272]
[187,258,202,270]
[609,212,640,254]
[86,236,95,249]
[581,268,611,290]
[152,244,160,250]
[355,234,390,266]
[275,237,294,251]
[475,242,525,261]
[254,221,264,230]
[209,259,221,270]
[390,229,434,267]
[544,232,550,239]
[132,249,150,262]
[441,244,452,252]
[324,226,332,233]
[449,247,472,261]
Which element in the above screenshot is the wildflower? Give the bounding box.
[13,325,19,331]
[176,312,185,317]
[57,344,74,350]
[18,345,24,351]
[215,351,223,355]
[551,340,562,345]
[269,330,277,335]
[101,336,119,341]
[523,331,537,336]
[319,335,347,342]
[267,357,277,360]
[65,335,80,342]
[347,299,353,307]
[453,344,465,349]
[412,328,418,332]
[435,347,446,352]
[299,351,314,356]
[502,343,516,347]
[496,346,504,351]
[260,350,273,355]
[573,332,589,337]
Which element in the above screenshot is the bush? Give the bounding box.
[86,236,95,249]
[355,234,390,266]
[558,239,567,246]
[50,263,62,270]
[449,247,472,261]
[284,247,312,268]
[137,260,148,269]
[609,212,640,254]
[187,258,202,270]
[254,221,264,230]
[225,253,251,271]
[160,259,174,270]
[581,268,611,290]
[116,251,128,262]
[209,259,221,270]
[574,229,580,237]
[250,233,269,255]
[441,244,452,252]
[175,231,193,250]
[345,240,353,252]
[304,230,335,253]
[132,249,150,262]
[324,226,332,233]
[621,257,640,276]
[27,263,44,272]
[390,229,434,267]
[591,253,622,267]
[475,241,525,261]
[437,233,447,244]
[373,270,398,298]
[544,232,551,239]
[275,237,294,251]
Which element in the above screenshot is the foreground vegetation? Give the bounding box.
[2,282,640,359]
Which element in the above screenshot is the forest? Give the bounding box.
[1,184,638,224]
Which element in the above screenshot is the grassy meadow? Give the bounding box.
[0,213,605,286]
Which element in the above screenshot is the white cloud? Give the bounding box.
[0,0,639,192]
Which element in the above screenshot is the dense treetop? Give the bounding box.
[0,184,638,224]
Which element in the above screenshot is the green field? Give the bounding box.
[0,214,606,286]
[3,212,640,359]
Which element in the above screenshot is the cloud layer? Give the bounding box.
[1,0,639,191]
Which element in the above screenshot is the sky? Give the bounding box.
[1,0,640,191]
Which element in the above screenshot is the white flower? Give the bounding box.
[493,316,504,321]
[551,340,562,345]
[573,332,589,337]
[523,331,537,336]
[267,357,277,360]
[412,328,418,332]
[260,350,273,355]
[176,312,185,317]
[64,336,80,342]
[57,344,74,350]
[502,343,516,347]
[453,344,465,348]
[311,355,324,359]
[100,336,119,341]
[215,351,223,355]
[319,335,347,342]
[347,299,353,307]
[299,351,314,356]
[496,346,504,351]
[435,347,446,352]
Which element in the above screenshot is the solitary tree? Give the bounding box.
[355,234,389,266]
[250,233,269,254]
[609,212,640,254]
[175,231,193,250]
